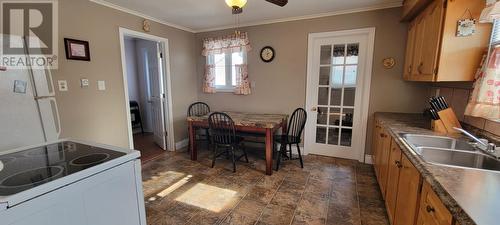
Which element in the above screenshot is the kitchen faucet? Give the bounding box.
[453,127,497,154]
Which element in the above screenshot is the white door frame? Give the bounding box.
[118,27,175,151]
[304,28,375,162]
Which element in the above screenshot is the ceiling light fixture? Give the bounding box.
[225,0,247,14]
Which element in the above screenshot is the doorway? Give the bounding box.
[304,28,375,162]
[119,28,174,162]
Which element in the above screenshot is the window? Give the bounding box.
[491,19,500,46]
[207,51,246,90]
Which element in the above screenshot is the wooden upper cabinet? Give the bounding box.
[402,0,433,21]
[404,21,417,80]
[436,0,491,81]
[403,0,491,82]
[394,154,422,225]
[418,0,444,81]
[411,14,428,80]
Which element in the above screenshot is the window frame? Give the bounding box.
[207,51,247,92]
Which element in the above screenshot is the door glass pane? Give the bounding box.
[346,43,359,64]
[344,88,356,107]
[317,107,328,125]
[318,87,329,105]
[329,107,341,126]
[333,45,345,64]
[328,127,340,145]
[316,127,327,144]
[340,129,353,146]
[320,45,332,65]
[330,66,343,106]
[344,66,357,86]
[342,108,354,127]
[319,67,330,85]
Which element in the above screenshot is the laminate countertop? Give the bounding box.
[375,112,500,225]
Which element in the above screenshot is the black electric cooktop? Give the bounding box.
[0,141,126,196]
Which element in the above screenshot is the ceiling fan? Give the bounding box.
[225,0,288,14]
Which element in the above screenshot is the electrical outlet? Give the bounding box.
[97,80,106,91]
[80,78,89,88]
[58,80,68,92]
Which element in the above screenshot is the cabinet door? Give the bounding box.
[385,140,403,224]
[419,0,444,80]
[416,181,453,225]
[411,14,426,80]
[377,129,392,199]
[394,154,422,225]
[403,21,417,80]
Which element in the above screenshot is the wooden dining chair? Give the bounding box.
[208,112,249,173]
[274,108,307,171]
[187,102,211,152]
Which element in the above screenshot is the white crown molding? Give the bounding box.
[194,1,402,33]
[89,0,196,33]
[89,0,402,33]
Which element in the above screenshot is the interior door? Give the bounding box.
[149,43,167,150]
[305,31,372,160]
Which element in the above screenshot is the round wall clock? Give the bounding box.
[260,46,275,63]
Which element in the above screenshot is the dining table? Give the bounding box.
[187,111,288,175]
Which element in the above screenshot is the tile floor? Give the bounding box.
[133,133,166,163]
[141,145,389,225]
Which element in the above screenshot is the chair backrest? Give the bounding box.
[208,112,236,145]
[188,102,210,117]
[287,108,307,138]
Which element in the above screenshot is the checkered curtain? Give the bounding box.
[234,64,251,95]
[465,47,500,119]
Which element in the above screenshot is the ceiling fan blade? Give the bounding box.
[265,0,288,7]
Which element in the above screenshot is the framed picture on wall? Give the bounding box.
[64,38,91,61]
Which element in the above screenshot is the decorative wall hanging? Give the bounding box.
[456,9,476,37]
[382,57,395,69]
[143,19,151,32]
[64,38,91,61]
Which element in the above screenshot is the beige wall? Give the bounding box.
[55,0,197,148]
[195,7,430,155]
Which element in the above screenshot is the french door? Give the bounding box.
[304,29,375,161]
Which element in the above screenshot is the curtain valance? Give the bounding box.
[202,32,251,56]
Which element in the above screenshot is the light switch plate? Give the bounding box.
[58,80,68,92]
[97,80,106,91]
[80,78,90,88]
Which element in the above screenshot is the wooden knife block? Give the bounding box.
[432,108,462,134]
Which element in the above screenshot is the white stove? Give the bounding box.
[0,139,146,225]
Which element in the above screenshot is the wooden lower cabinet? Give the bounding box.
[393,154,422,225]
[416,181,453,225]
[372,121,453,225]
[377,129,392,199]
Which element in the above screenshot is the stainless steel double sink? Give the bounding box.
[400,134,500,172]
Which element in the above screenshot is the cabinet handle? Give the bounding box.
[418,63,423,74]
[426,205,435,213]
[395,161,402,168]
[408,65,412,74]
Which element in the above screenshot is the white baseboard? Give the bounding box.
[175,138,189,150]
[364,155,373,164]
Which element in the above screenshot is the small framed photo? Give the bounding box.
[64,38,91,61]
[456,19,476,37]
